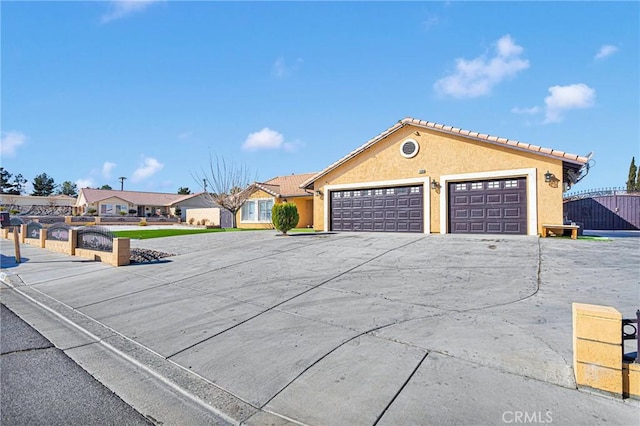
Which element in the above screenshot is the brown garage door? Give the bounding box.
[331,185,423,232]
[449,177,527,234]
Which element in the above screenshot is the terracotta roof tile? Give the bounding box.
[300,117,591,189]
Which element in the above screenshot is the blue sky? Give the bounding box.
[2,1,638,194]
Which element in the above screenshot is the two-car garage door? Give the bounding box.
[331,185,423,232]
[329,177,528,234]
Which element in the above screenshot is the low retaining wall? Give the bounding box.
[2,224,130,267]
[572,303,639,399]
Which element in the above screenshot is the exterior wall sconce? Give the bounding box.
[544,170,554,183]
[430,179,440,190]
[315,190,323,196]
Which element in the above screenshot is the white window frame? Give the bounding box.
[438,168,537,236]
[240,197,274,223]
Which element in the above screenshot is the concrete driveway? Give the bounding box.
[1,231,638,425]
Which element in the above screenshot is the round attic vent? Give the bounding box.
[400,139,419,158]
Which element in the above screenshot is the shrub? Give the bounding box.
[188,217,195,225]
[271,202,299,235]
[10,209,20,215]
[87,208,97,215]
[119,211,127,216]
[139,219,147,226]
[128,209,137,215]
[0,206,6,211]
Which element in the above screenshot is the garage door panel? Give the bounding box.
[503,208,521,218]
[449,177,526,235]
[504,194,523,203]
[331,185,423,233]
[453,195,469,205]
[397,198,410,208]
[470,209,485,218]
[470,195,485,204]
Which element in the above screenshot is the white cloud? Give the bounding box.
[594,44,618,60]
[422,14,439,31]
[101,0,161,24]
[272,57,303,78]
[544,83,596,124]
[242,128,284,151]
[434,34,530,98]
[102,161,117,178]
[131,156,164,182]
[511,106,540,115]
[75,179,94,189]
[177,131,192,140]
[0,131,27,157]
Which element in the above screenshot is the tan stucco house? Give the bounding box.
[301,117,591,235]
[237,173,316,229]
[75,188,213,218]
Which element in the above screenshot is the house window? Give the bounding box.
[241,199,274,222]
[100,204,115,215]
[116,204,127,213]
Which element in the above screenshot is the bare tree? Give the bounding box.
[195,155,256,228]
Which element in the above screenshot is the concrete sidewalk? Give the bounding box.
[1,232,638,425]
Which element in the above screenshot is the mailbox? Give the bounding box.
[0,212,10,228]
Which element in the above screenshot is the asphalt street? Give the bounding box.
[1,303,152,425]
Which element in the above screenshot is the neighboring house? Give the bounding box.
[238,173,317,229]
[301,117,591,235]
[75,188,214,218]
[0,194,76,216]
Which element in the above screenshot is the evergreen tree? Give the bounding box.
[31,173,57,196]
[57,181,78,197]
[177,187,191,195]
[627,157,638,191]
[11,174,27,195]
[0,168,15,193]
[100,184,113,190]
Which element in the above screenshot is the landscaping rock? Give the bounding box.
[129,248,174,264]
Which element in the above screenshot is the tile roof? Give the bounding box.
[301,117,592,189]
[245,173,317,198]
[78,188,206,206]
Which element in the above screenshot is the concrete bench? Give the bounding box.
[542,224,579,239]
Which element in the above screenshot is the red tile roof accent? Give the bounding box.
[301,117,591,189]
[244,172,317,198]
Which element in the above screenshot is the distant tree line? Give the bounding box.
[0,167,194,197]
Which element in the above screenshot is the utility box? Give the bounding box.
[0,212,10,228]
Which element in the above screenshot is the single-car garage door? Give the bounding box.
[449,177,527,234]
[331,185,423,232]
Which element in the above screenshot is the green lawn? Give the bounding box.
[113,227,316,240]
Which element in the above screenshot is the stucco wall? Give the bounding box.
[186,208,221,226]
[289,197,314,228]
[311,124,565,234]
[236,190,314,229]
[237,190,275,229]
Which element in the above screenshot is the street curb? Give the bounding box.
[0,277,293,426]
